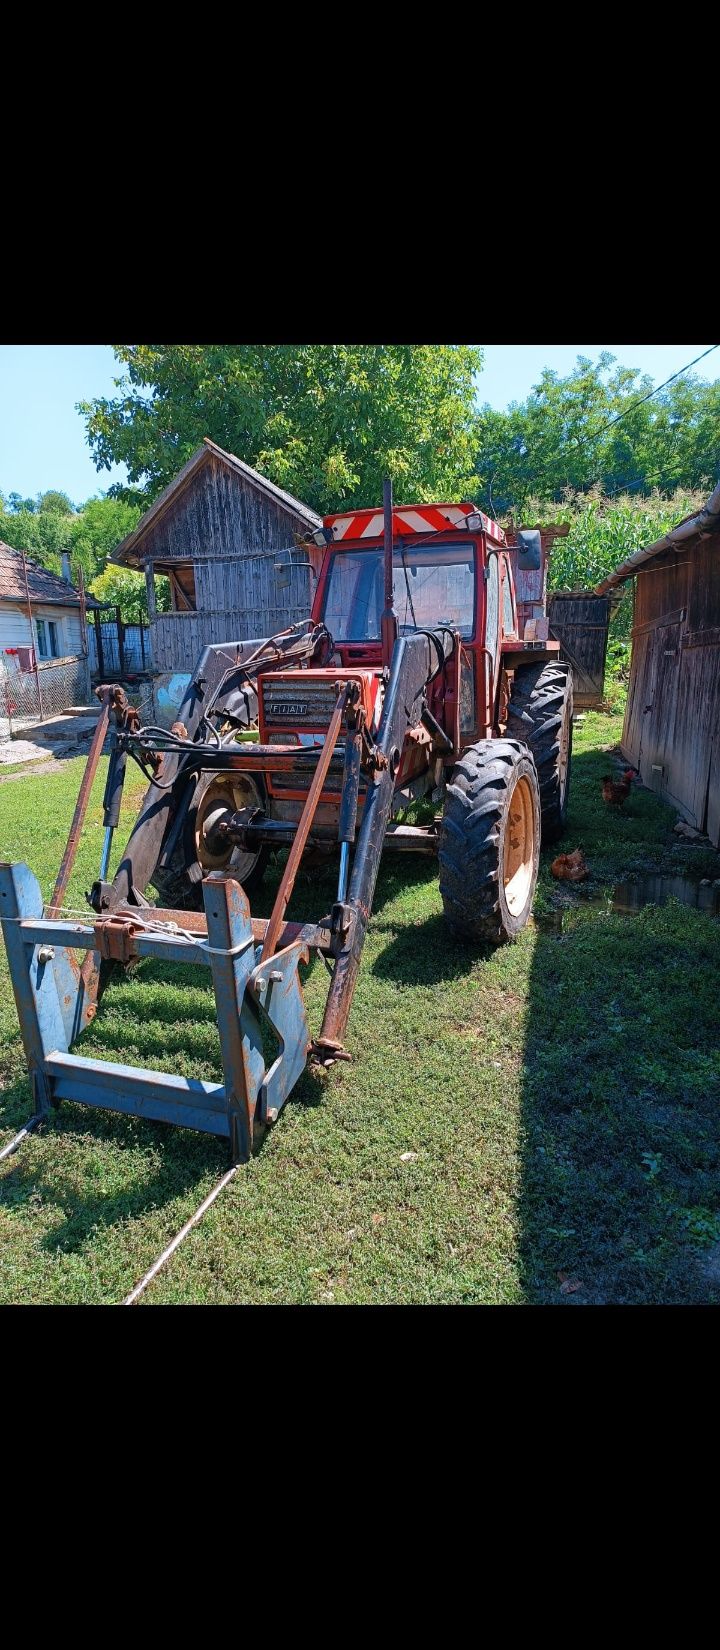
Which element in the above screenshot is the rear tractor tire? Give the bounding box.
[506,660,573,843]
[439,739,540,944]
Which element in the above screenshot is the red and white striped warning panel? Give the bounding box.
[324,503,505,544]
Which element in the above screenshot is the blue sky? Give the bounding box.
[0,344,716,506]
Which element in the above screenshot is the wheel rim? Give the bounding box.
[504,774,535,915]
[194,775,263,884]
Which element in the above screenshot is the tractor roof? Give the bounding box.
[322,502,506,546]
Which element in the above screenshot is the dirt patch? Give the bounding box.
[0,756,82,782]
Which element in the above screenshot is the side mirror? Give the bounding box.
[516,529,542,572]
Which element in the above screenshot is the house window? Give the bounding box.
[36,619,60,659]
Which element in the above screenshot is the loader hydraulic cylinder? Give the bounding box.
[317,629,453,1057]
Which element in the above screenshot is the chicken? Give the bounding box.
[601,768,635,807]
[551,848,589,882]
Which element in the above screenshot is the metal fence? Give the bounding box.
[88,609,152,679]
[0,654,91,737]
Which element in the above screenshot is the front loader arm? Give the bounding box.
[316,629,453,1060]
[92,623,332,913]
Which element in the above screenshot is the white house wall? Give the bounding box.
[0,603,84,658]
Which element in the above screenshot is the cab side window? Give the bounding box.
[485,553,500,661]
[502,556,515,636]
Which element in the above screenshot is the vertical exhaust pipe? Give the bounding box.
[380,478,398,668]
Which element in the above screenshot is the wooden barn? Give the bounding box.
[112,438,323,677]
[596,479,720,846]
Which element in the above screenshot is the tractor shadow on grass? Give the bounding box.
[370,911,493,988]
[520,743,720,1305]
[252,843,440,930]
[518,901,720,1304]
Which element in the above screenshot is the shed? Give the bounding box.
[112,438,323,679]
[596,479,720,846]
[0,544,96,732]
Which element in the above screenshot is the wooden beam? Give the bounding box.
[631,607,686,639]
[144,559,157,623]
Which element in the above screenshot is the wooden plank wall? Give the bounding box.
[153,602,310,674]
[142,454,320,673]
[142,454,306,565]
[621,535,720,843]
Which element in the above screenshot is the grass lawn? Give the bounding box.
[1,713,719,1305]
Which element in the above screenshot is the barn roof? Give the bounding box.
[113,438,322,567]
[595,478,720,594]
[0,542,98,608]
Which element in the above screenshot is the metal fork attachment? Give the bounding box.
[0,630,451,1164]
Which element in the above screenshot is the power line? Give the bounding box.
[577,344,720,451]
[492,345,720,509]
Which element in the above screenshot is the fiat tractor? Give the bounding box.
[0,484,572,1183]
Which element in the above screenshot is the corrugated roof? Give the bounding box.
[113,438,322,567]
[595,478,720,593]
[0,542,98,607]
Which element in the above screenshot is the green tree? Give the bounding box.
[0,491,143,590]
[533,485,707,653]
[37,489,76,515]
[475,354,720,513]
[4,492,37,514]
[0,500,75,571]
[79,344,484,512]
[88,565,170,624]
[70,495,143,584]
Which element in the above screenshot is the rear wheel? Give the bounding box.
[506,660,573,842]
[439,738,540,944]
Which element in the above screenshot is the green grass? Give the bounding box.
[0,724,719,1305]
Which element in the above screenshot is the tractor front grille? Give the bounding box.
[261,679,341,730]
[261,672,371,801]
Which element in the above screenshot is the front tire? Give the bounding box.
[506,660,573,842]
[151,767,269,911]
[439,739,540,944]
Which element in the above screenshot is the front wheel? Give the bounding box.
[438,739,540,944]
[151,767,269,911]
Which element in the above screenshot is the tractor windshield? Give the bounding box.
[321,540,476,642]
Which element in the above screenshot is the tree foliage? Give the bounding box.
[0,491,142,597]
[0,497,76,571]
[475,353,720,514]
[88,565,170,623]
[79,344,484,512]
[536,485,706,648]
[69,496,142,583]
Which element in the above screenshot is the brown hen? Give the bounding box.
[601,768,635,807]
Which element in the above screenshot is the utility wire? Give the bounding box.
[491,345,720,509]
[572,344,720,452]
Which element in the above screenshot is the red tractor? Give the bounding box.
[0,484,573,1169]
[119,486,572,951]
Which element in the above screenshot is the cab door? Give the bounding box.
[481,550,501,733]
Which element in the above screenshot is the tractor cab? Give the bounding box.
[307,500,522,745]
